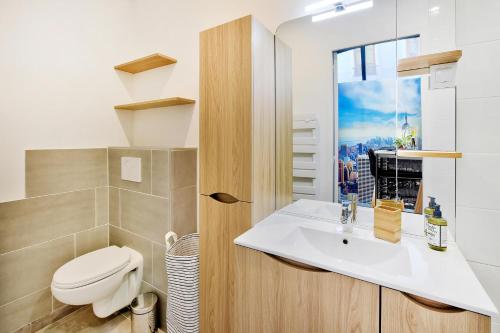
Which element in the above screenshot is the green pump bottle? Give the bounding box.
[424,196,437,236]
[427,205,448,251]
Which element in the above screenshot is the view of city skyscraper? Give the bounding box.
[337,77,421,201]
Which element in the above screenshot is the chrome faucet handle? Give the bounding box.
[341,200,353,230]
[341,200,350,223]
[347,193,358,224]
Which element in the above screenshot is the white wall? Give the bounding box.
[0,0,311,202]
[455,0,500,331]
[0,0,136,202]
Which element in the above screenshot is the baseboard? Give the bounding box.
[13,304,81,333]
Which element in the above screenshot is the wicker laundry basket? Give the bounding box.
[164,232,200,333]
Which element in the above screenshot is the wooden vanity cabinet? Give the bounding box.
[381,287,491,333]
[235,246,380,333]
[234,247,492,333]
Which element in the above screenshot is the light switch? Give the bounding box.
[121,157,142,182]
[430,63,457,89]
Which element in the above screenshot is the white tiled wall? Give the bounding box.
[456,0,500,46]
[456,0,500,329]
[457,207,500,266]
[457,97,500,154]
[456,154,500,210]
[456,41,500,99]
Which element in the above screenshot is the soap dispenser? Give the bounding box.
[427,205,448,251]
[424,196,437,236]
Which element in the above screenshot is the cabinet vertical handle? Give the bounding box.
[402,292,463,312]
[209,192,239,204]
[264,253,327,272]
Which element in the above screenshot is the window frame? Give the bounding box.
[336,34,419,82]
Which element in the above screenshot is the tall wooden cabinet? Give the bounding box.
[199,15,281,332]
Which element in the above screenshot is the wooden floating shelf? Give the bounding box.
[397,150,462,159]
[397,50,462,76]
[114,97,195,111]
[114,53,177,74]
[398,67,430,78]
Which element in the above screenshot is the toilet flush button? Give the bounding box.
[121,157,142,182]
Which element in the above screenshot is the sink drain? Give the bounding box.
[342,239,349,245]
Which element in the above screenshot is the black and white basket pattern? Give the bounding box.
[165,233,200,333]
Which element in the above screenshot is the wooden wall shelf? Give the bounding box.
[397,150,462,159]
[397,50,462,75]
[114,97,195,111]
[114,53,177,74]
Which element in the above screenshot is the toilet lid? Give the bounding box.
[52,246,130,289]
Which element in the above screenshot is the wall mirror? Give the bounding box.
[276,0,459,234]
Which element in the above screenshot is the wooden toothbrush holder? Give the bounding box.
[374,205,402,243]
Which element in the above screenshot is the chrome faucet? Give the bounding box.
[347,193,358,224]
[341,200,354,233]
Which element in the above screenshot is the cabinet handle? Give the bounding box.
[402,292,464,313]
[209,192,239,204]
[264,253,327,272]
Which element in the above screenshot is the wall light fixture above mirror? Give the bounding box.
[306,0,374,22]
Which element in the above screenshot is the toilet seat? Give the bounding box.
[53,246,130,289]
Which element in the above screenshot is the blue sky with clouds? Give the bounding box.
[338,78,421,146]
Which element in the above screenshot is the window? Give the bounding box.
[335,36,421,205]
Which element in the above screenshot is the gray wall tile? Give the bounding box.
[152,243,167,293]
[109,187,120,226]
[108,148,151,194]
[25,149,107,197]
[0,190,94,254]
[0,236,74,305]
[140,282,168,331]
[120,190,169,244]
[96,187,109,226]
[109,226,153,284]
[170,186,197,237]
[52,295,66,312]
[0,288,52,333]
[152,150,169,197]
[75,226,108,256]
[170,149,197,190]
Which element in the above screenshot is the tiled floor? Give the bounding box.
[35,306,131,333]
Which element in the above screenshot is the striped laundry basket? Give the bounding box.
[164,232,200,333]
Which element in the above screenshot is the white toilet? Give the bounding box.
[51,245,143,318]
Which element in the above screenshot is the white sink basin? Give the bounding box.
[284,227,410,269]
[275,223,414,278]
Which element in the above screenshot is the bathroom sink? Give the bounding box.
[285,227,398,264]
[234,207,498,317]
[280,226,412,276]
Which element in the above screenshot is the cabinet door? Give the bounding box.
[381,287,491,333]
[200,195,252,333]
[274,36,293,210]
[235,246,380,333]
[199,16,253,201]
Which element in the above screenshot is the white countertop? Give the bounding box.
[234,200,498,317]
